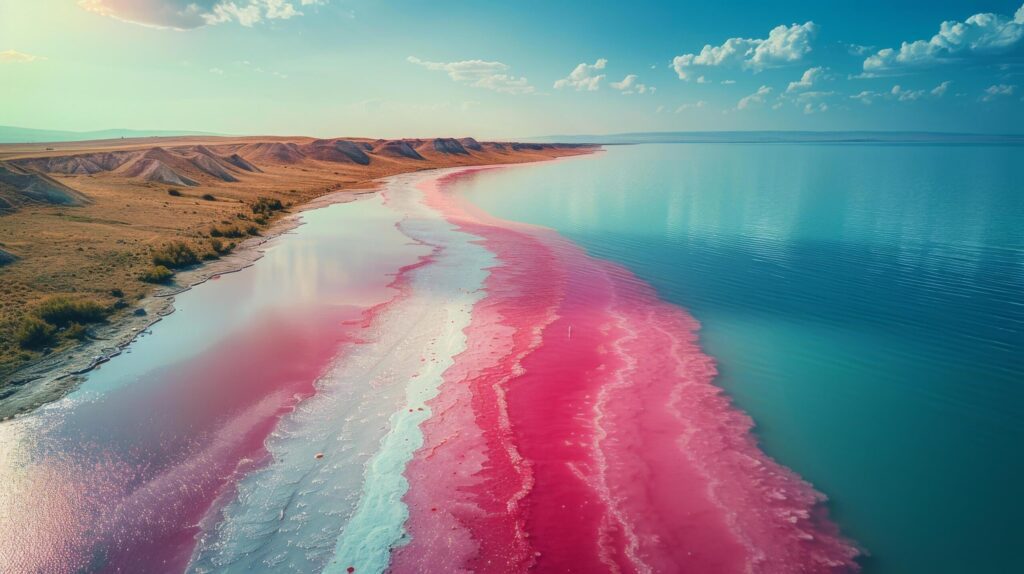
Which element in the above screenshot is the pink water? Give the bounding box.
[395,167,860,573]
[0,195,426,573]
[0,164,860,574]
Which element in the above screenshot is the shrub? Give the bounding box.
[33,297,108,328]
[209,237,233,254]
[254,215,268,225]
[251,197,284,216]
[109,288,124,298]
[209,225,244,239]
[167,189,182,197]
[245,224,260,236]
[16,316,56,349]
[140,265,174,283]
[151,241,199,269]
[63,322,89,341]
[201,193,216,201]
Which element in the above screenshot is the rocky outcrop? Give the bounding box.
[0,162,92,210]
[373,140,425,160]
[432,138,470,155]
[303,139,372,165]
[459,137,483,151]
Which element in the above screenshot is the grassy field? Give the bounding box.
[0,136,590,381]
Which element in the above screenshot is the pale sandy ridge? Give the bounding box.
[0,138,595,417]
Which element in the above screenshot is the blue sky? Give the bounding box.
[2,0,1023,137]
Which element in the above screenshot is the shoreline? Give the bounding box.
[0,189,371,419]
[0,150,594,419]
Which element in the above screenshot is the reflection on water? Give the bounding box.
[0,195,424,573]
[460,144,1023,574]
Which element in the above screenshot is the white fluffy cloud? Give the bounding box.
[675,101,707,113]
[737,85,773,110]
[0,50,46,63]
[786,66,824,93]
[610,74,654,94]
[407,57,535,95]
[931,80,952,97]
[850,81,953,104]
[850,90,879,105]
[77,0,326,30]
[864,3,1024,71]
[673,22,817,80]
[981,83,1017,101]
[803,102,828,114]
[554,59,607,91]
[891,85,925,101]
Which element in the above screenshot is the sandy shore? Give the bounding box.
[0,142,595,419]
[0,188,378,419]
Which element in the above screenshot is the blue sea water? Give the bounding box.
[457,144,1023,574]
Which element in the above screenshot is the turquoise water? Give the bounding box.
[458,144,1023,574]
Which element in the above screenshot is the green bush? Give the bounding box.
[209,225,244,239]
[251,197,284,216]
[245,224,260,236]
[140,265,174,283]
[32,297,108,328]
[151,241,199,269]
[167,189,182,197]
[63,322,89,341]
[16,316,56,349]
[201,193,216,201]
[209,237,233,254]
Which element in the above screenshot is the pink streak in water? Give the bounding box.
[2,257,435,574]
[394,166,861,573]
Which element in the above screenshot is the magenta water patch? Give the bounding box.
[0,165,860,574]
[395,166,861,573]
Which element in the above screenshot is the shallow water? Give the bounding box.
[0,193,427,572]
[1,146,1016,573]
[457,144,1024,574]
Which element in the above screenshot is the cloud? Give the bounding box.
[794,90,835,102]
[850,91,875,104]
[931,80,952,96]
[863,3,1024,72]
[407,56,535,94]
[891,84,925,101]
[786,66,824,93]
[737,85,772,109]
[981,83,1017,101]
[209,67,224,74]
[803,102,828,114]
[721,79,736,85]
[675,101,707,113]
[77,0,326,30]
[672,21,817,80]
[696,75,710,84]
[850,81,953,104]
[0,49,46,63]
[554,59,607,91]
[847,44,875,56]
[610,74,654,94]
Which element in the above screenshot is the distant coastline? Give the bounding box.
[527,130,1024,145]
[0,125,224,144]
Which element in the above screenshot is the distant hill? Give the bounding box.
[0,126,222,144]
[528,131,1024,145]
